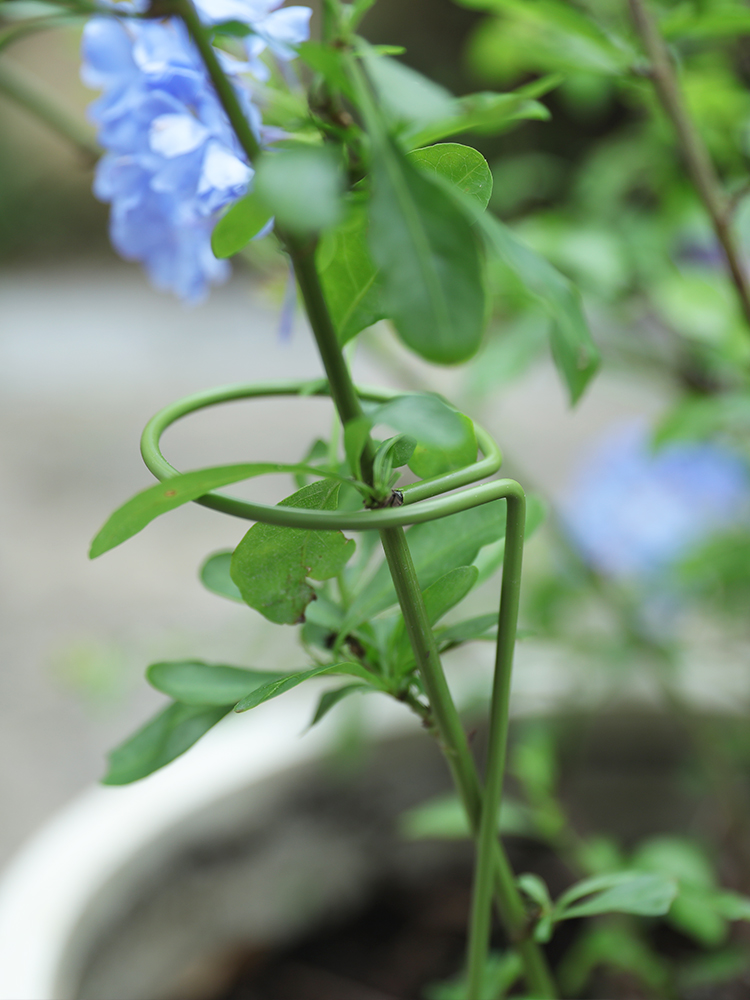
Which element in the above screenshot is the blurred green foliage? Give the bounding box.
[0,141,108,260]
[458,0,750,393]
[450,0,750,662]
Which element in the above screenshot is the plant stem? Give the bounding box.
[284,236,368,421]
[321,0,340,43]
[0,59,99,164]
[380,527,556,998]
[172,0,261,163]
[284,231,376,484]
[293,239,555,997]
[628,0,750,331]
[177,12,556,992]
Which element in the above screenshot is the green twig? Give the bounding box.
[171,0,261,163]
[174,11,556,993]
[283,230,376,475]
[0,59,99,164]
[628,0,750,332]
[292,239,555,995]
[321,0,340,44]
[287,238,555,997]
[380,525,556,999]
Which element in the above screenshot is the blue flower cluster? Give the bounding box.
[81,1,311,302]
[561,423,750,581]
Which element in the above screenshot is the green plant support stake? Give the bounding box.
[139,378,556,999]
[146,5,558,994]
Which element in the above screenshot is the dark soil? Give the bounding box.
[216,866,475,1000]
[206,824,579,999]
[210,858,750,1000]
[208,712,750,1000]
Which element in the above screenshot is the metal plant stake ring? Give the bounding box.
[140,377,527,990]
[140,379,506,528]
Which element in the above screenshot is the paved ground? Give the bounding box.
[0,259,672,868]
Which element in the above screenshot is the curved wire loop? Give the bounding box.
[139,379,524,529]
[140,379,525,991]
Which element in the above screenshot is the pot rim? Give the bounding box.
[0,692,410,1000]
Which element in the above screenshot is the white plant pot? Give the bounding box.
[0,692,462,1000]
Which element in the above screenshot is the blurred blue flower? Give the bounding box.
[194,0,312,76]
[81,2,310,302]
[560,423,750,581]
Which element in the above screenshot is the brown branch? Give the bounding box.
[629,0,750,332]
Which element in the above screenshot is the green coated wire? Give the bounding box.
[138,378,541,994]
[140,380,504,528]
[143,1,555,988]
[466,489,526,1000]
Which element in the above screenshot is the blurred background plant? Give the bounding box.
[6,0,750,997]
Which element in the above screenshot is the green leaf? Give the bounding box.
[254,146,344,235]
[343,415,373,481]
[661,5,750,41]
[343,500,506,629]
[652,392,750,447]
[294,438,330,490]
[211,191,272,259]
[309,682,371,726]
[90,461,353,558]
[346,0,377,29]
[631,836,750,945]
[712,891,750,921]
[423,949,522,1000]
[512,723,558,800]
[372,435,402,493]
[103,702,229,785]
[367,136,487,364]
[369,434,417,494]
[200,551,243,602]
[211,19,252,37]
[389,435,417,467]
[518,872,553,912]
[301,591,346,651]
[462,0,633,79]
[361,49,456,131]
[631,836,726,945]
[670,885,728,947]
[557,924,671,997]
[399,791,532,840]
[632,836,716,889]
[393,565,479,668]
[408,142,493,212]
[467,311,549,396]
[479,212,599,403]
[556,871,678,921]
[146,660,281,706]
[230,479,356,625]
[234,660,374,712]
[405,90,550,149]
[435,613,498,647]
[296,40,353,98]
[317,204,386,345]
[371,394,477,478]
